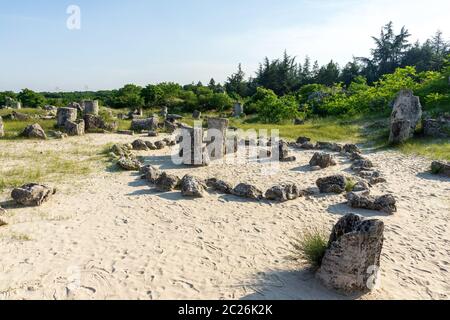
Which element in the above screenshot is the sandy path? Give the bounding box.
[0,134,449,300]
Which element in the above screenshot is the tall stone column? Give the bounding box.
[83,100,99,115]
[57,107,77,127]
[206,117,229,160]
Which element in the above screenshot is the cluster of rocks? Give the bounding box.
[130,136,177,151]
[316,174,396,214]
[110,143,143,171]
[317,213,384,293]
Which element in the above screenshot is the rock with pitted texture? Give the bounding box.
[206,178,233,194]
[309,153,337,169]
[57,107,77,127]
[132,139,149,151]
[180,175,206,197]
[431,161,450,177]
[317,213,384,293]
[117,156,142,171]
[11,183,56,206]
[316,175,347,194]
[346,192,397,214]
[155,172,181,192]
[140,165,161,183]
[389,90,422,144]
[232,183,263,200]
[265,183,301,202]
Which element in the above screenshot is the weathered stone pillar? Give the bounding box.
[0,116,4,137]
[65,120,85,136]
[57,107,77,127]
[389,90,422,144]
[317,214,384,293]
[206,117,229,160]
[233,103,244,117]
[131,117,159,132]
[179,125,207,166]
[83,100,99,115]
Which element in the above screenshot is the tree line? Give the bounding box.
[1,22,449,123]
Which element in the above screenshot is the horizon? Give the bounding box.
[1,0,449,92]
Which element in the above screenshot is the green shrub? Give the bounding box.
[292,230,328,268]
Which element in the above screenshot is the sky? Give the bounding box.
[0,0,449,92]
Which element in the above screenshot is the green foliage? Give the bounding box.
[250,88,299,123]
[17,88,46,108]
[112,84,144,109]
[292,230,328,268]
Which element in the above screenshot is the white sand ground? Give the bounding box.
[0,133,449,300]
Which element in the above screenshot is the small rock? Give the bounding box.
[148,131,158,137]
[309,152,337,169]
[155,140,167,150]
[343,144,361,154]
[296,136,311,144]
[346,192,397,214]
[232,183,263,200]
[155,172,181,192]
[431,161,450,177]
[132,139,149,151]
[140,165,161,183]
[206,178,233,194]
[145,141,157,150]
[180,175,206,197]
[265,183,301,202]
[117,156,142,171]
[11,183,56,206]
[316,175,347,194]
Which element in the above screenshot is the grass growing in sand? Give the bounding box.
[0,147,108,192]
[292,230,328,269]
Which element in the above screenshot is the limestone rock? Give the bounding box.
[431,161,450,177]
[206,178,233,194]
[21,124,46,139]
[423,117,450,138]
[265,183,301,202]
[131,117,159,132]
[316,175,347,194]
[346,192,397,214]
[117,156,142,171]
[343,144,360,154]
[11,183,56,206]
[389,90,422,144]
[57,107,77,127]
[296,136,311,144]
[111,144,132,158]
[155,172,181,192]
[0,116,4,137]
[317,214,384,293]
[351,159,374,172]
[132,139,149,151]
[232,183,263,200]
[180,175,206,197]
[140,165,161,183]
[309,153,337,169]
[65,120,85,136]
[82,100,99,115]
[155,140,167,150]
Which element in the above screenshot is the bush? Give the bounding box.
[291,230,328,268]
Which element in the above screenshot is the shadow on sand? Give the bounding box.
[416,171,450,182]
[240,269,361,300]
[327,202,392,218]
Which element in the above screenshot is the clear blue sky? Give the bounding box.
[1,0,449,92]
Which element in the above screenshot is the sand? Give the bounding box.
[0,133,449,300]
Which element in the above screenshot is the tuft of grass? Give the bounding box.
[291,230,328,269]
[0,149,106,192]
[345,178,357,192]
[398,138,450,161]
